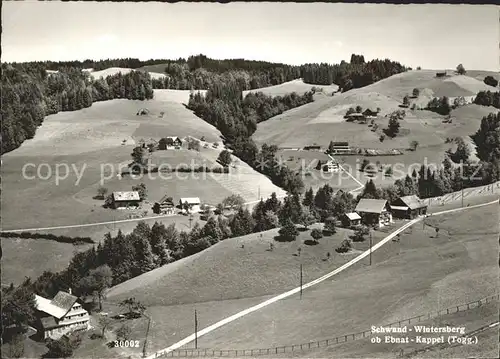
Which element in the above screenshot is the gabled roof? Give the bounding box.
[113,191,140,201]
[345,212,361,220]
[399,195,427,210]
[158,194,174,205]
[180,197,201,204]
[355,199,388,214]
[35,291,77,319]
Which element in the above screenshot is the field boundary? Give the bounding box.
[157,294,499,357]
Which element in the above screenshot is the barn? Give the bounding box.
[153,195,176,215]
[390,195,428,219]
[112,191,141,209]
[341,212,362,228]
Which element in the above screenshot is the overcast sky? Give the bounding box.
[2,2,498,70]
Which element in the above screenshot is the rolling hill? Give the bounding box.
[243,79,338,97]
[88,67,167,80]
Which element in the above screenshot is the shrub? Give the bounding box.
[456,64,466,75]
[335,239,352,253]
[324,216,337,234]
[412,88,420,98]
[384,166,393,177]
[310,228,323,243]
[278,221,299,241]
[484,76,498,87]
[352,225,369,242]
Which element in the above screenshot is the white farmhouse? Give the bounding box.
[180,197,201,213]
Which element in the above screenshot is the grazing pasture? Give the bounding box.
[88,67,167,80]
[243,79,339,97]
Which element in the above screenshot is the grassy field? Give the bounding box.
[153,89,207,104]
[252,70,497,152]
[67,201,497,359]
[243,79,339,97]
[88,67,167,80]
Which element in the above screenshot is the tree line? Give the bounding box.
[473,90,500,109]
[1,63,154,154]
[300,54,408,91]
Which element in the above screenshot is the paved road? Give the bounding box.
[148,199,498,359]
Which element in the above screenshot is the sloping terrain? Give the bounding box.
[253,70,497,150]
[153,89,207,104]
[243,79,339,97]
[88,67,167,80]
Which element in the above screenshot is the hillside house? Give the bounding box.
[436,71,447,78]
[34,290,90,340]
[159,136,183,150]
[112,191,141,209]
[153,195,176,215]
[390,195,428,219]
[355,199,393,227]
[322,160,340,173]
[341,212,361,228]
[180,197,201,213]
[330,142,351,154]
[363,109,378,119]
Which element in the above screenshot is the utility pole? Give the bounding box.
[142,314,151,358]
[369,230,373,266]
[461,179,464,208]
[300,264,303,299]
[189,213,193,228]
[194,309,198,349]
[258,185,261,201]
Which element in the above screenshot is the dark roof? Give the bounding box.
[398,195,427,210]
[363,109,378,116]
[332,142,349,146]
[355,199,388,214]
[50,291,78,315]
[41,317,59,330]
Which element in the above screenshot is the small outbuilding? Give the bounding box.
[180,197,201,213]
[390,195,428,219]
[355,198,393,227]
[341,212,362,228]
[112,191,141,209]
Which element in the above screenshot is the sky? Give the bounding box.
[2,2,499,70]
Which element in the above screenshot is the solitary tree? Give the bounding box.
[410,140,419,151]
[456,64,466,75]
[355,105,363,113]
[403,95,410,108]
[324,216,337,234]
[217,150,232,167]
[483,76,498,87]
[98,316,112,338]
[278,221,299,241]
[131,146,145,165]
[78,265,113,311]
[310,228,323,243]
[384,166,393,177]
[97,187,108,200]
[360,159,370,172]
[412,88,420,98]
[387,117,400,137]
[435,227,440,238]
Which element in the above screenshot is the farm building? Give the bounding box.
[153,195,176,215]
[436,71,447,78]
[390,195,428,219]
[345,113,366,122]
[180,197,201,213]
[322,160,340,173]
[355,199,393,227]
[330,142,351,154]
[303,145,322,151]
[363,109,378,119]
[159,136,183,150]
[34,290,90,340]
[341,212,361,228]
[112,191,141,209]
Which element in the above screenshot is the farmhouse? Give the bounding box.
[153,195,176,215]
[363,109,378,119]
[330,142,351,154]
[436,71,447,78]
[323,160,340,173]
[112,191,141,209]
[341,212,362,228]
[355,199,393,227]
[180,197,201,213]
[390,195,428,219]
[159,136,183,150]
[34,290,90,340]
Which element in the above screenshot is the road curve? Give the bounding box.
[148,199,498,359]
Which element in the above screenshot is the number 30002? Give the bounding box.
[114,340,140,348]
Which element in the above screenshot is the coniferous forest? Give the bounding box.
[1,54,408,154]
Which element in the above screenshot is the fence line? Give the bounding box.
[157,293,499,358]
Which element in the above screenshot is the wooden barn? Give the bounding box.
[341,212,362,228]
[180,197,201,213]
[159,136,183,150]
[330,142,351,154]
[390,195,428,219]
[112,191,141,209]
[355,199,393,227]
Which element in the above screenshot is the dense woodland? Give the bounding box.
[1,63,154,154]
[473,90,500,109]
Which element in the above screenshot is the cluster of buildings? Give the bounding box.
[342,195,428,228]
[34,289,90,340]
